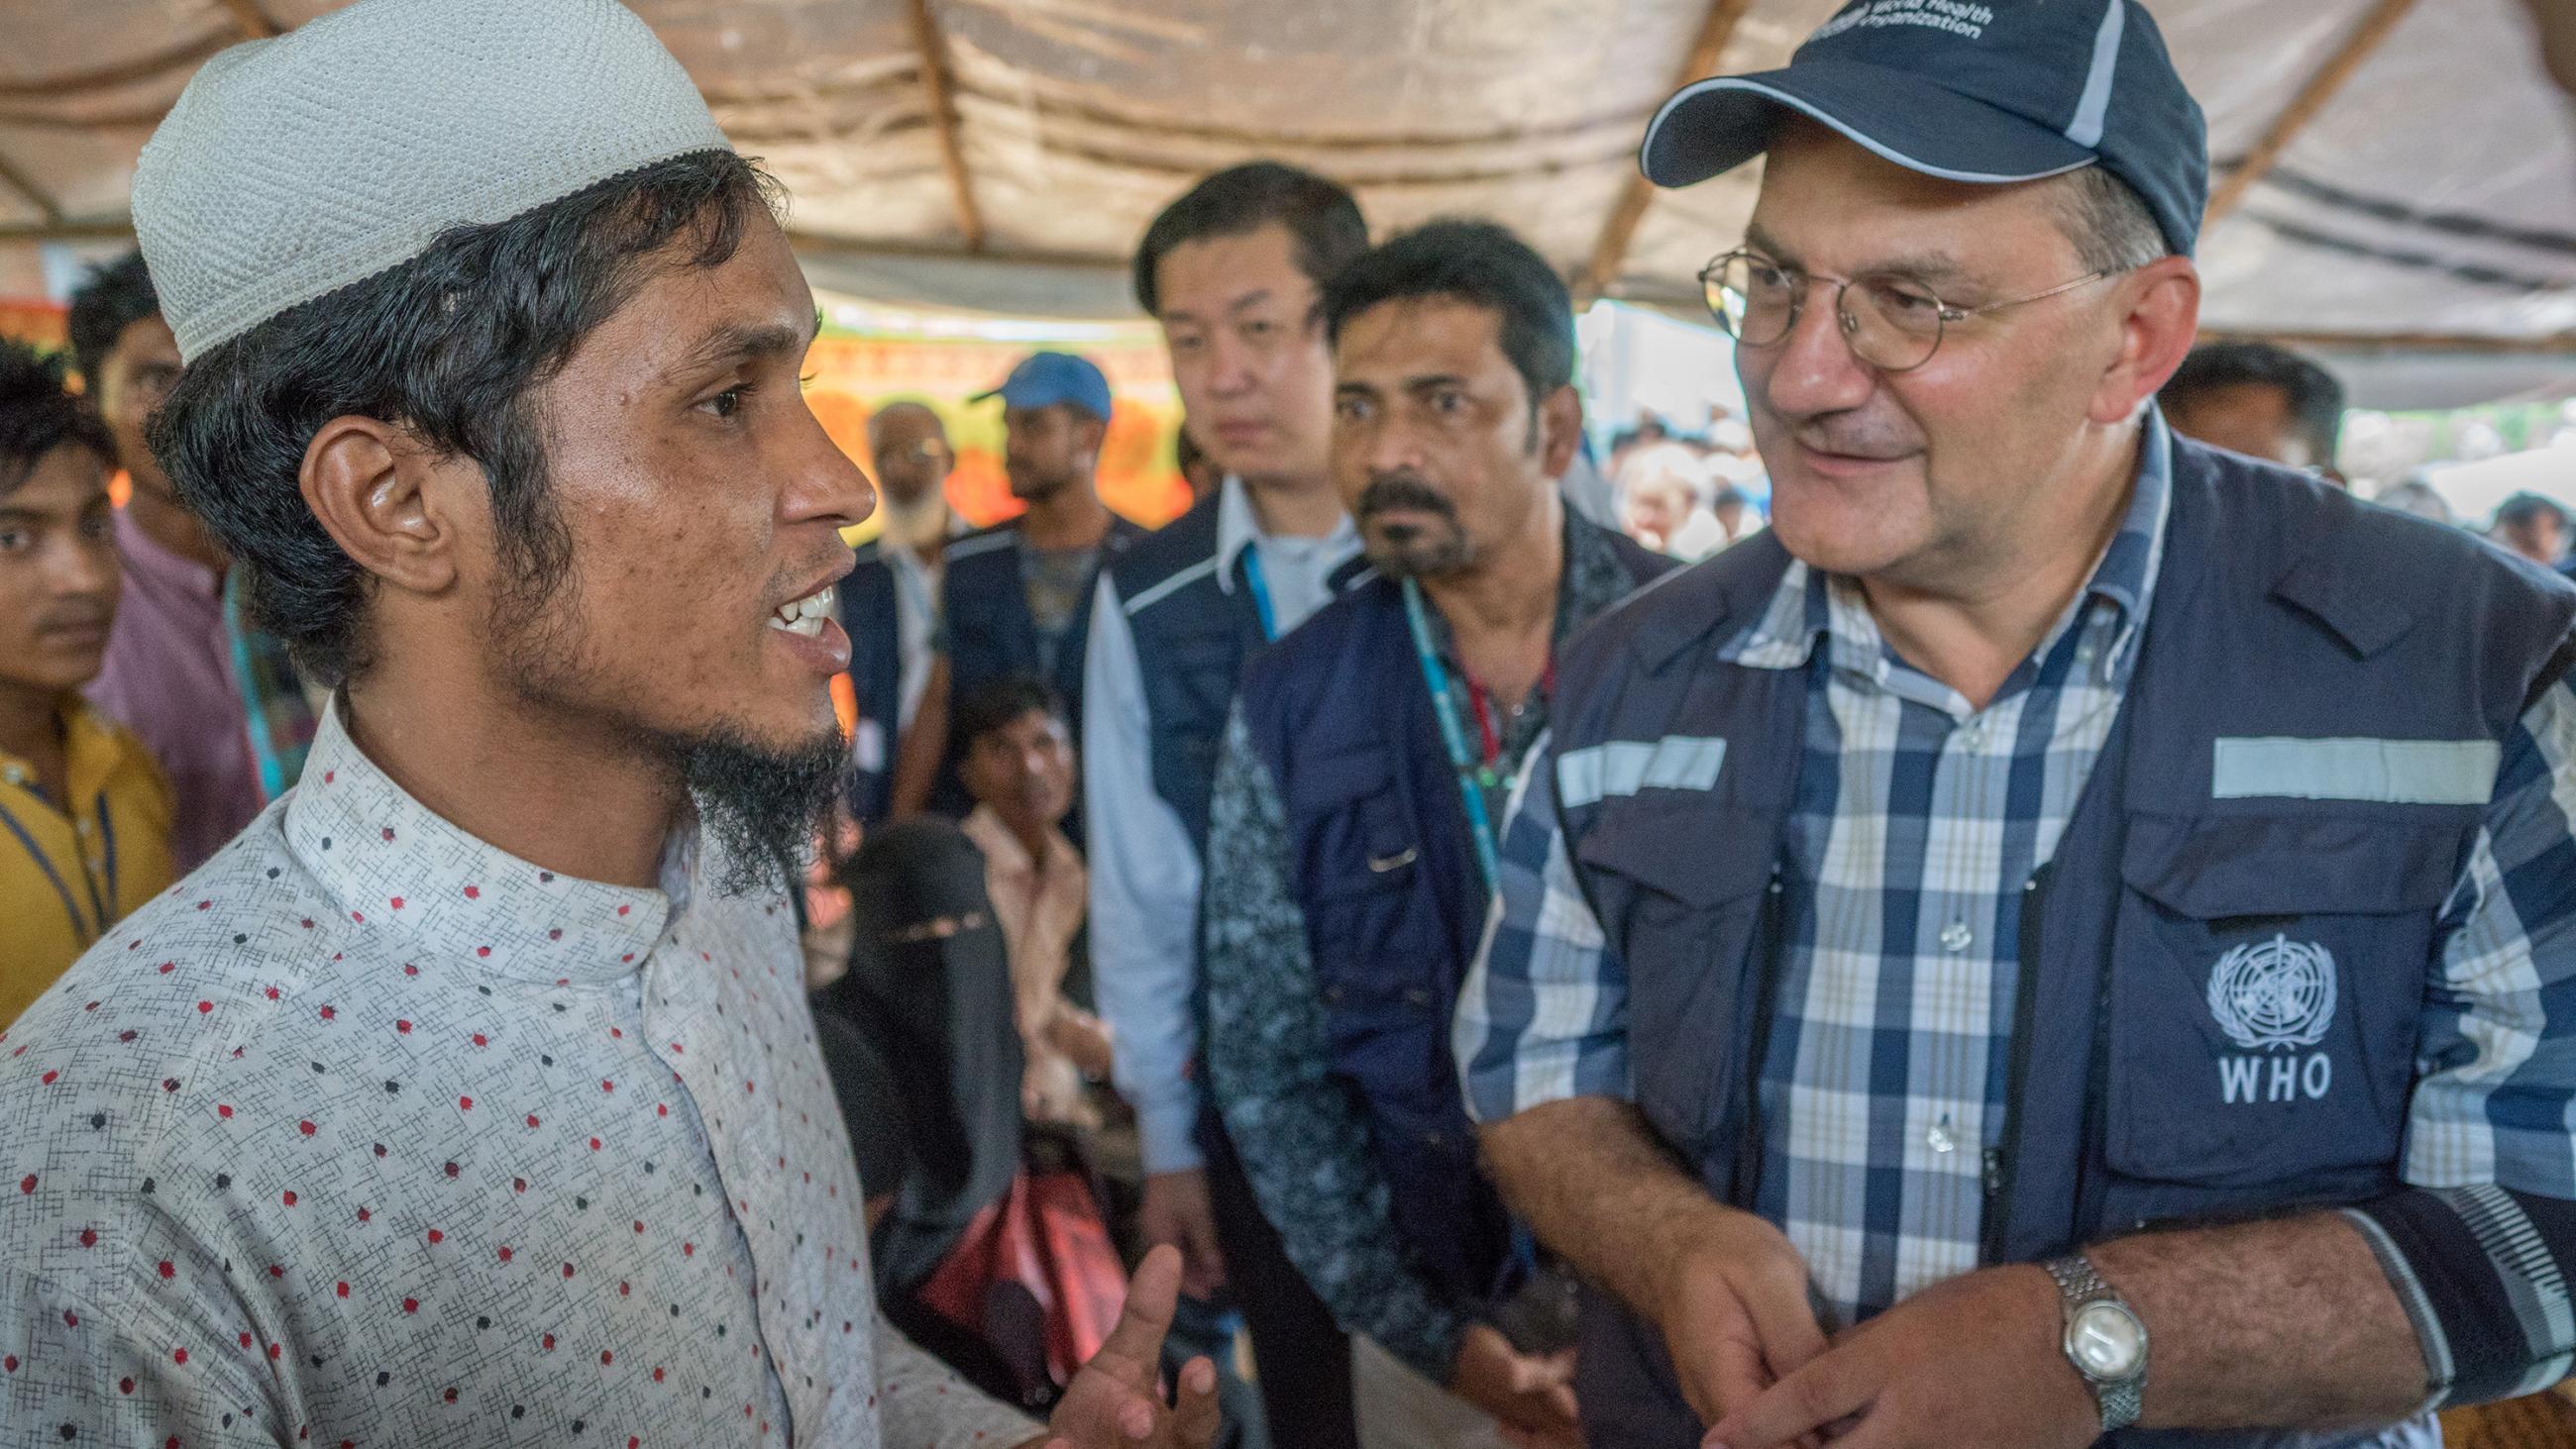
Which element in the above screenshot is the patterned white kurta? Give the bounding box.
[0,703,1037,1448]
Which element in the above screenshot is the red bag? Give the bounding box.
[912,1168,1127,1396]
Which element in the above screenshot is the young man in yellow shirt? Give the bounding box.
[0,340,172,1024]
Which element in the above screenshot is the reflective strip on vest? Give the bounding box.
[1556,736,1727,807]
[2210,737,2500,805]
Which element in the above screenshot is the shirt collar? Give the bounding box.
[113,505,224,602]
[282,698,688,986]
[1213,474,1359,594]
[1723,409,2176,685]
[0,699,123,801]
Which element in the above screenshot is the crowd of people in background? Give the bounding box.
[6,0,2576,1445]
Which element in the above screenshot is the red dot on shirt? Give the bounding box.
[389,896,404,910]
[336,1282,349,1297]
[281,1190,297,1207]
[158,963,173,974]
[266,986,280,1000]
[526,1114,540,1128]
[465,885,481,899]
[38,1070,54,1086]
[683,1242,695,1257]
[589,1137,602,1152]
[171,1348,187,1365]
[216,1104,232,1119]
[195,1000,212,1015]
[426,1228,444,1245]
[601,1080,614,1093]
[600,1351,612,1366]
[119,1376,135,1394]
[158,1261,174,1279]
[17,1176,33,1195]
[542,1333,556,1351]
[357,1207,372,1222]
[402,1298,419,1314]
[562,1263,576,1279]
[298,1119,316,1136]
[472,1034,487,1048]
[498,1246,512,1263]
[477,947,492,958]
[459,1096,474,1111]
[395,1020,411,1034]
[78,1228,96,1247]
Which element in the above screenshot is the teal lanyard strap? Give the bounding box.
[1399,578,1501,895]
[1240,546,1280,642]
[223,570,289,802]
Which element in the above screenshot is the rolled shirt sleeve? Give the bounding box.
[2345,675,2576,1406]
[1455,727,1635,1125]
[1081,572,1210,1176]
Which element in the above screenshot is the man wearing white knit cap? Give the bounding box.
[0,2,1215,1445]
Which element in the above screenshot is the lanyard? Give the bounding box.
[1239,545,1280,642]
[1399,578,1502,895]
[0,787,118,948]
[223,569,290,802]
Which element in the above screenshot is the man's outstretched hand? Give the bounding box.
[1020,1245,1222,1449]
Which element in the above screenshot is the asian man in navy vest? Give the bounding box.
[890,353,1145,819]
[1086,162,1375,1449]
[1203,220,1671,1446]
[1455,4,2576,1448]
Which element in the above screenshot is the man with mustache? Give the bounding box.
[1086,161,1371,1449]
[0,340,173,1024]
[0,2,1217,1443]
[1200,220,1668,1445]
[1458,3,2576,1446]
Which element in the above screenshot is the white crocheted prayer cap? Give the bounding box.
[134,0,734,362]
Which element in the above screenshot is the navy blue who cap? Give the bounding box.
[1640,0,2208,257]
[972,352,1114,423]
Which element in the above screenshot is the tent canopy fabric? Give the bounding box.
[2,0,2570,407]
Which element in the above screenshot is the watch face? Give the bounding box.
[2068,1301,2147,1381]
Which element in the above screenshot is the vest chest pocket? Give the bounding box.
[2103,812,2465,1191]
[1290,748,1444,1015]
[1575,799,1777,1157]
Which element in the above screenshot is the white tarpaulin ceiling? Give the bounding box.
[1,0,2570,406]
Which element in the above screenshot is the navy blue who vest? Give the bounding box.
[838,541,905,825]
[935,514,1145,816]
[1235,516,1671,1309]
[1544,441,2576,1448]
[1109,492,1273,855]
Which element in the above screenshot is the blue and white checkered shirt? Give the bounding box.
[1459,417,2576,1376]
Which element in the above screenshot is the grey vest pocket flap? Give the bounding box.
[2119,812,2462,919]
[1576,797,1775,908]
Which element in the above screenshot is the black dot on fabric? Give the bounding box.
[89,1113,105,1130]
[58,1424,75,1440]
[477,1316,490,1330]
[552,1003,568,1013]
[539,872,554,882]
[266,869,280,880]
[715,1323,725,1338]
[478,986,492,997]
[572,1421,585,1434]
[310,1062,324,1074]
[443,1162,459,1178]
[139,1179,154,1194]
[222,1258,233,1273]
[319,838,331,850]
[232,934,247,945]
[383,1082,399,1094]
[221,1414,234,1428]
[511,1406,525,1419]
[540,1055,554,1067]
[214,1174,230,1190]
[700,1388,710,1399]
[574,1196,589,1210]
[378,1372,391,1388]
[671,1305,680,1317]
[373,1144,387,1157]
[693,1185,702,1196]
[310,1355,325,1368]
[643,1161,655,1175]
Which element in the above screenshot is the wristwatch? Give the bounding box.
[2042,1254,2149,1432]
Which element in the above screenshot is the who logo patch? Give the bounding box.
[2206,934,2339,1104]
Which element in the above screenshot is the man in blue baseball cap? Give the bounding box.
[1458,3,2576,1447]
[890,351,1143,819]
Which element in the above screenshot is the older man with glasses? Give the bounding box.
[1456,3,2576,1447]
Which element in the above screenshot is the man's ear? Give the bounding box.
[2093,256,2201,427]
[1536,382,1585,481]
[300,415,462,598]
[1076,412,1110,462]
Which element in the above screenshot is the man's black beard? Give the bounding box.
[1356,471,1472,578]
[678,727,849,897]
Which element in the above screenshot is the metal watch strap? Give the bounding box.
[2044,1254,2146,1433]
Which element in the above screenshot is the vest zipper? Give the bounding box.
[1983,863,2053,1264]
[1731,871,1789,1210]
